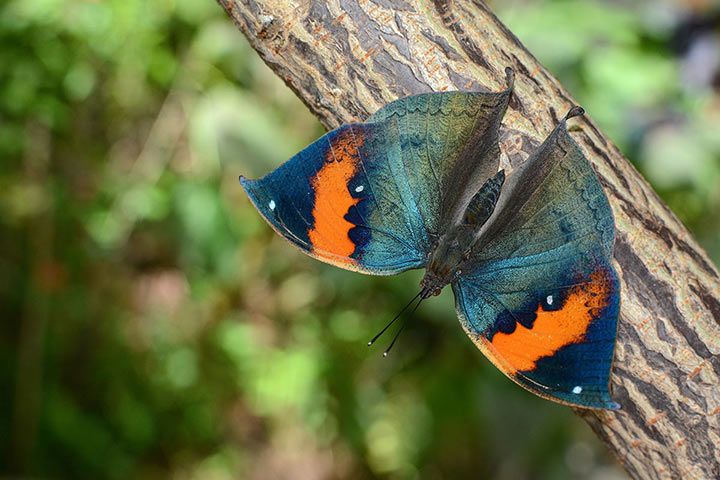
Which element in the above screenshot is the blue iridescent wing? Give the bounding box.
[242,85,512,275]
[368,82,512,234]
[453,112,620,409]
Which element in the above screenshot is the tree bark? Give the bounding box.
[217,1,720,478]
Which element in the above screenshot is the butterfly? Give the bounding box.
[240,68,620,410]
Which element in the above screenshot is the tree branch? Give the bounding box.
[217,1,720,477]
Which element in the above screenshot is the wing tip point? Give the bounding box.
[585,393,621,411]
[565,105,585,121]
[239,174,254,190]
[504,66,515,90]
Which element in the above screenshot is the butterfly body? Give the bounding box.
[421,169,507,298]
[241,69,621,410]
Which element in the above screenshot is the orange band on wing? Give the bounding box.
[490,268,612,373]
[308,130,363,261]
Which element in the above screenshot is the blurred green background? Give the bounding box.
[1,0,719,478]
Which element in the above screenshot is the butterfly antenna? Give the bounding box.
[383,296,424,357]
[367,290,422,347]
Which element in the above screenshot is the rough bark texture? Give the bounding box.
[217,1,720,478]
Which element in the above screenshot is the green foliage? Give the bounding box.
[1,0,717,479]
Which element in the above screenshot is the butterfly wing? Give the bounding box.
[368,75,513,234]
[242,85,512,275]
[453,112,620,409]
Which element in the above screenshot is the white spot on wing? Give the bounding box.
[268,200,276,210]
[572,386,583,394]
[546,295,553,305]
[355,185,364,193]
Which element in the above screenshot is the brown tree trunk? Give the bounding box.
[217,1,720,478]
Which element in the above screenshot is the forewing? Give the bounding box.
[242,121,425,274]
[368,84,512,236]
[475,115,613,261]
[243,87,512,275]
[453,117,620,409]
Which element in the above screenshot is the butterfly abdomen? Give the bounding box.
[462,169,506,227]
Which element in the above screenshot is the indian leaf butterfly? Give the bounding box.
[240,68,620,410]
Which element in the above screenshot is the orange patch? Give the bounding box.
[308,130,363,261]
[489,268,612,373]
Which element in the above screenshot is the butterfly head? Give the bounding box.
[420,273,444,299]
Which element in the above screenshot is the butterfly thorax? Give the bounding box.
[421,227,472,297]
[420,169,506,298]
